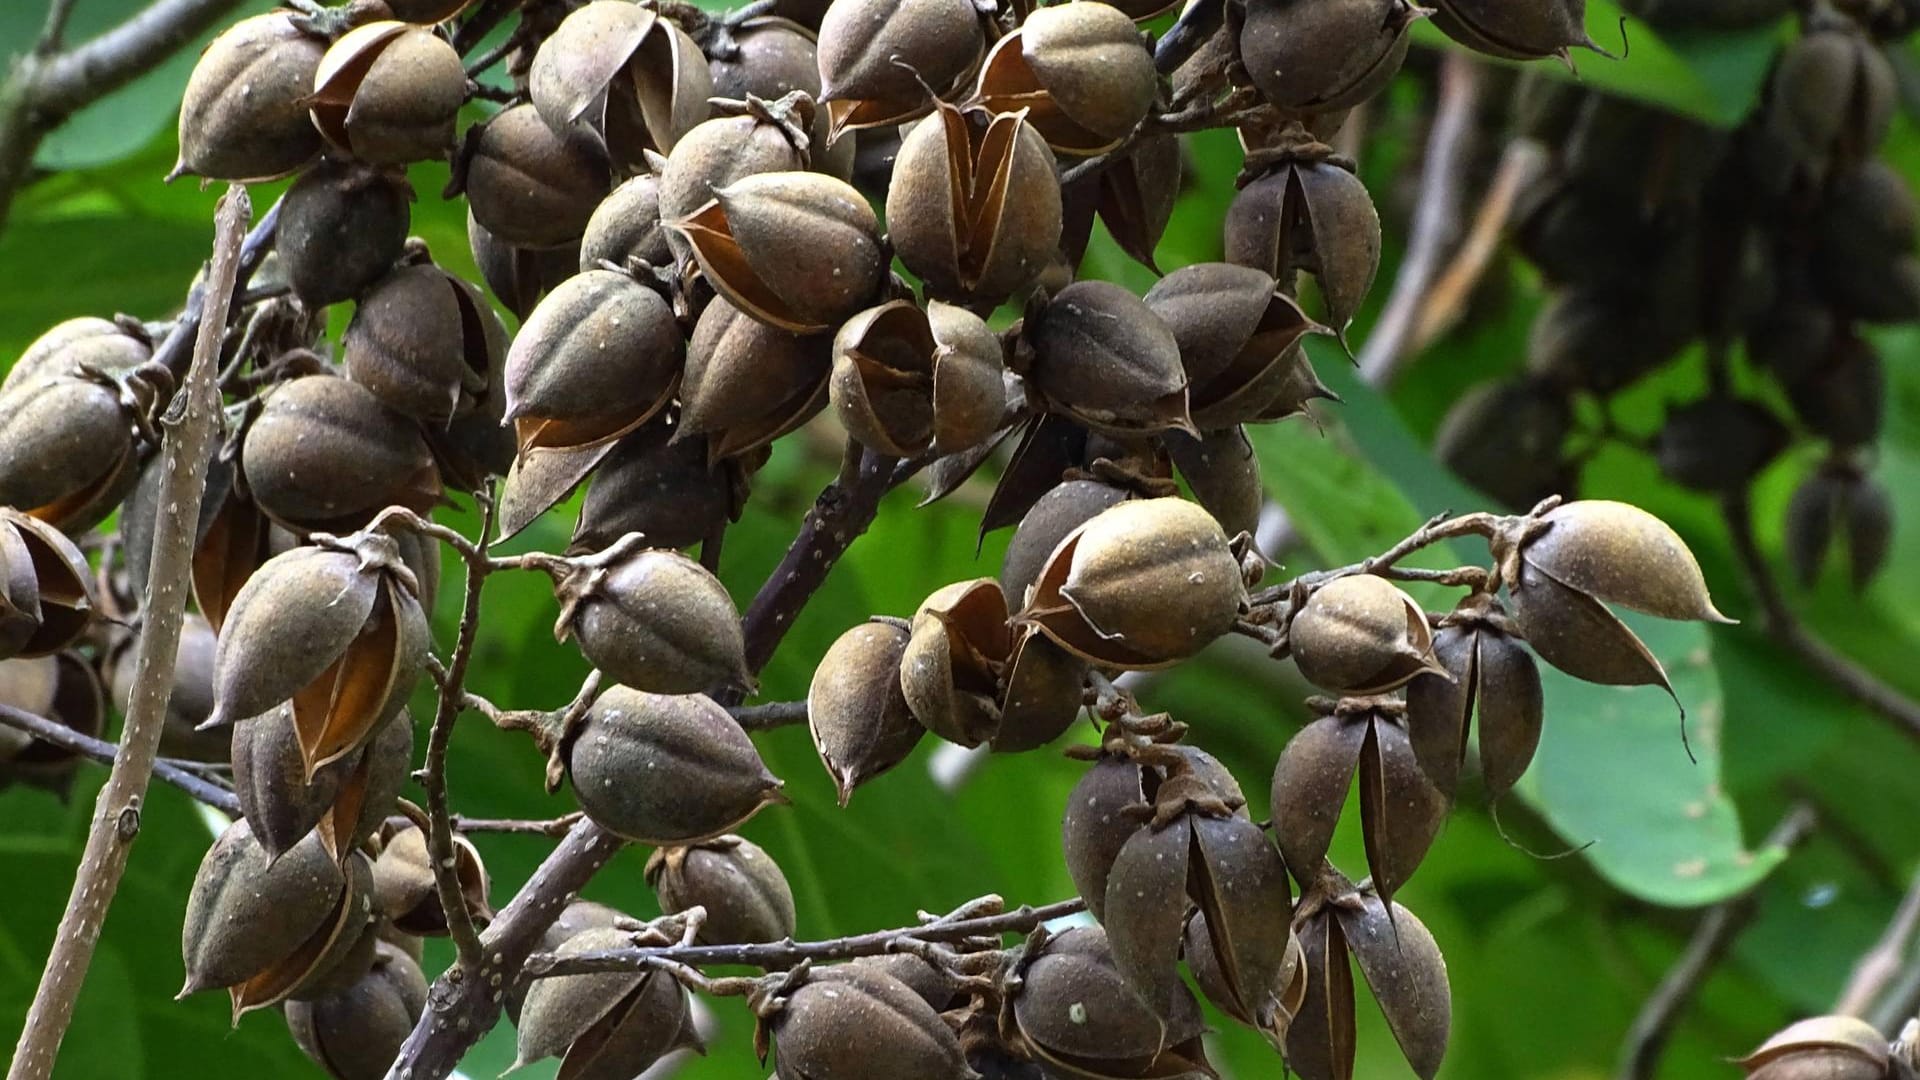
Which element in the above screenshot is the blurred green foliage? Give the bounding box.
[2,3,1919,1079]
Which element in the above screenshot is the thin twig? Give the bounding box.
[449,812,583,838]
[1722,491,1920,745]
[39,0,81,55]
[1615,803,1818,1080]
[9,186,249,1080]
[731,700,808,732]
[0,703,241,815]
[1411,139,1548,350]
[1837,867,1920,1018]
[530,897,1088,978]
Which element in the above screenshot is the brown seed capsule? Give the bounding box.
[464,103,611,249]
[1185,911,1307,1047]
[970,3,1156,155]
[1000,480,1129,609]
[1166,427,1264,542]
[808,619,925,803]
[1336,892,1451,1079]
[566,687,785,844]
[528,0,712,168]
[310,22,466,164]
[1525,287,1686,396]
[370,819,490,935]
[573,417,745,553]
[1070,131,1182,272]
[1225,158,1381,345]
[681,295,833,460]
[278,161,413,309]
[887,102,1062,306]
[816,0,987,138]
[1517,500,1731,624]
[232,702,413,861]
[1061,754,1150,921]
[1005,925,1213,1079]
[206,534,428,782]
[0,509,94,662]
[1289,574,1444,695]
[1768,26,1896,172]
[673,171,887,334]
[467,210,579,322]
[761,963,975,1080]
[579,174,673,273]
[1404,601,1542,802]
[1145,262,1331,428]
[516,926,701,1077]
[711,17,823,101]
[554,542,750,694]
[0,370,139,532]
[830,300,1006,457]
[900,578,1011,748]
[505,268,683,453]
[1738,1015,1889,1080]
[174,14,325,181]
[108,614,229,763]
[658,94,817,262]
[1435,379,1575,512]
[240,375,441,533]
[1239,0,1423,114]
[0,651,104,800]
[1654,397,1789,493]
[4,316,151,395]
[1020,280,1193,438]
[646,834,797,944]
[1785,461,1893,593]
[993,626,1088,753]
[345,264,503,424]
[285,941,429,1080]
[1020,497,1245,669]
[1429,0,1597,61]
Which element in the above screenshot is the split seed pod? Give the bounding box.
[1225,158,1381,345]
[1003,925,1214,1079]
[572,416,745,553]
[1185,911,1307,1048]
[1144,262,1332,428]
[1167,427,1265,543]
[680,295,833,460]
[1429,0,1598,61]
[286,941,429,1080]
[1288,887,1450,1080]
[887,102,1062,306]
[830,300,1006,457]
[174,14,326,181]
[206,532,429,781]
[1019,280,1194,438]
[0,510,94,662]
[230,702,414,861]
[527,0,713,168]
[566,687,785,844]
[1289,574,1445,695]
[1269,699,1448,905]
[970,2,1157,155]
[1000,479,1129,608]
[310,22,466,164]
[900,579,1011,748]
[240,375,441,533]
[505,268,683,454]
[345,264,504,424]
[516,926,702,1078]
[1503,500,1731,694]
[656,93,817,262]
[1737,1015,1889,1080]
[816,0,986,138]
[579,173,673,272]
[1403,597,1543,801]
[1435,379,1577,512]
[371,820,492,935]
[1785,462,1893,592]
[552,542,750,695]
[759,964,975,1080]
[1768,26,1896,172]
[808,619,925,802]
[646,834,798,944]
[1239,0,1423,114]
[0,369,141,532]
[672,170,887,334]
[463,104,611,249]
[1019,497,1245,669]
[277,161,412,308]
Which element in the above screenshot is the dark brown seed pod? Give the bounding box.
[240,375,441,533]
[992,627,1088,753]
[0,651,104,800]
[970,2,1156,155]
[887,101,1061,306]
[1768,26,1896,171]
[0,371,139,532]
[1019,497,1245,669]
[1269,712,1364,888]
[1737,1015,1889,1080]
[466,210,579,323]
[1289,574,1444,695]
[345,264,503,424]
[579,174,673,273]
[1429,0,1598,61]
[285,940,429,1080]
[1144,262,1331,428]
[672,171,887,334]
[173,13,325,181]
[1005,925,1213,1079]
[1166,427,1264,543]
[816,0,986,139]
[711,17,822,101]
[1020,280,1193,438]
[0,510,94,661]
[463,103,611,249]
[1185,911,1306,1047]
[1287,905,1355,1080]
[1654,397,1789,493]
[370,819,491,935]
[1239,0,1422,114]
[515,926,701,1077]
[1435,378,1575,511]
[1000,480,1129,609]
[527,0,713,169]
[808,619,925,803]
[4,316,151,395]
[109,614,228,762]
[310,22,466,164]
[760,963,976,1080]
[1084,131,1182,272]
[1061,753,1151,921]
[1786,462,1894,592]
[645,834,797,945]
[572,417,744,553]
[278,161,413,308]
[1224,159,1380,345]
[553,542,750,694]
[566,687,785,844]
[206,534,428,783]
[1524,287,1686,396]
[1185,816,1297,1032]
[504,268,683,454]
[899,578,1010,748]
[229,702,410,862]
[1334,893,1451,1079]
[681,295,833,461]
[1788,332,1885,447]
[657,94,816,262]
[1403,601,1542,802]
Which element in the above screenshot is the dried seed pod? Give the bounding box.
[108,614,229,763]
[464,104,611,249]
[286,940,429,1080]
[516,926,701,1077]
[1786,463,1894,592]
[1239,0,1422,114]
[1225,159,1380,344]
[1000,480,1129,608]
[310,22,465,164]
[808,619,925,802]
[240,375,441,533]
[1738,1015,1889,1080]
[528,0,712,168]
[888,102,1061,306]
[830,300,1006,457]
[971,3,1156,155]
[1404,600,1542,801]
[1077,131,1181,272]
[645,834,797,944]
[1429,0,1597,60]
[0,651,104,799]
[1524,287,1687,396]
[1145,262,1331,428]
[712,17,822,101]
[174,14,325,181]
[1812,163,1920,322]
[1788,332,1885,447]
[4,316,151,394]
[505,268,683,454]
[1062,753,1151,920]
[761,963,975,1080]
[900,578,1011,748]
[672,170,886,334]
[1768,26,1896,171]
[1435,379,1576,511]
[276,161,412,308]
[0,510,94,661]
[573,417,743,553]
[1289,574,1444,695]
[1166,428,1264,542]
[232,702,413,861]
[467,210,579,322]
[370,819,491,935]
[0,370,139,531]
[658,94,816,262]
[345,264,503,424]
[993,627,1088,753]
[1335,893,1451,1079]
[554,544,749,694]
[1185,911,1306,1046]
[816,0,986,138]
[1020,497,1245,668]
[206,534,428,782]
[579,174,673,273]
[1517,500,1730,624]
[1005,925,1213,1079]
[567,687,784,844]
[681,295,833,460]
[1654,397,1789,493]
[1020,280,1192,438]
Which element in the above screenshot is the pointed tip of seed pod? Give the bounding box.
[164,161,190,185]
[176,974,205,1001]
[833,771,855,808]
[1334,328,1357,362]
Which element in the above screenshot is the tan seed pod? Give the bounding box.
[711,17,822,101]
[174,14,325,181]
[658,94,816,262]
[899,578,1009,748]
[808,619,925,803]
[370,819,491,935]
[971,3,1156,155]
[505,268,683,454]
[1738,1015,1889,1080]
[1240,0,1422,114]
[1518,500,1732,624]
[285,940,429,1080]
[1061,753,1151,920]
[4,316,151,395]
[0,373,138,532]
[579,174,673,273]
[464,104,611,249]
[1269,712,1365,888]
[554,544,750,695]
[240,375,441,533]
[1289,574,1443,695]
[516,926,701,1076]
[817,0,986,139]
[763,963,976,1080]
[681,295,833,461]
[646,834,797,945]
[310,22,466,164]
[345,264,502,424]
[1000,480,1129,609]
[0,651,104,800]
[528,0,712,167]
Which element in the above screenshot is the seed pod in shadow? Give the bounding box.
[5,316,151,396]
[1403,597,1542,803]
[345,264,503,424]
[311,22,466,165]
[1003,925,1214,1079]
[1767,25,1896,173]
[816,0,986,139]
[468,209,579,322]
[1428,0,1599,61]
[646,834,797,945]
[579,174,673,273]
[1166,427,1264,543]
[240,375,441,534]
[1240,0,1423,114]
[681,295,833,462]
[992,627,1087,753]
[231,702,413,862]
[831,300,1006,457]
[108,613,229,762]
[370,819,491,936]
[809,620,925,803]
[1654,397,1789,494]
[757,963,976,1080]
[1019,280,1193,439]
[658,93,817,263]
[1225,157,1380,347]
[1289,884,1450,1080]
[1000,480,1129,609]
[554,543,750,695]
[516,926,702,1078]
[527,0,713,168]
[279,161,413,309]
[1062,753,1151,921]
[567,687,785,844]
[1145,262,1332,429]
[572,417,746,554]
[0,651,104,800]
[286,939,428,1080]
[1737,1015,1889,1080]
[464,104,611,249]
[711,17,822,101]
[1289,574,1445,696]
[174,14,325,181]
[0,510,94,662]
[1435,379,1576,513]
[1185,910,1306,1049]
[900,578,1011,748]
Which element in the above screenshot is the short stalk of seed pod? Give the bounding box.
[646,834,798,945]
[1001,925,1216,1078]
[809,619,925,802]
[550,536,751,695]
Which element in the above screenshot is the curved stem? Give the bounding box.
[0,703,240,815]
